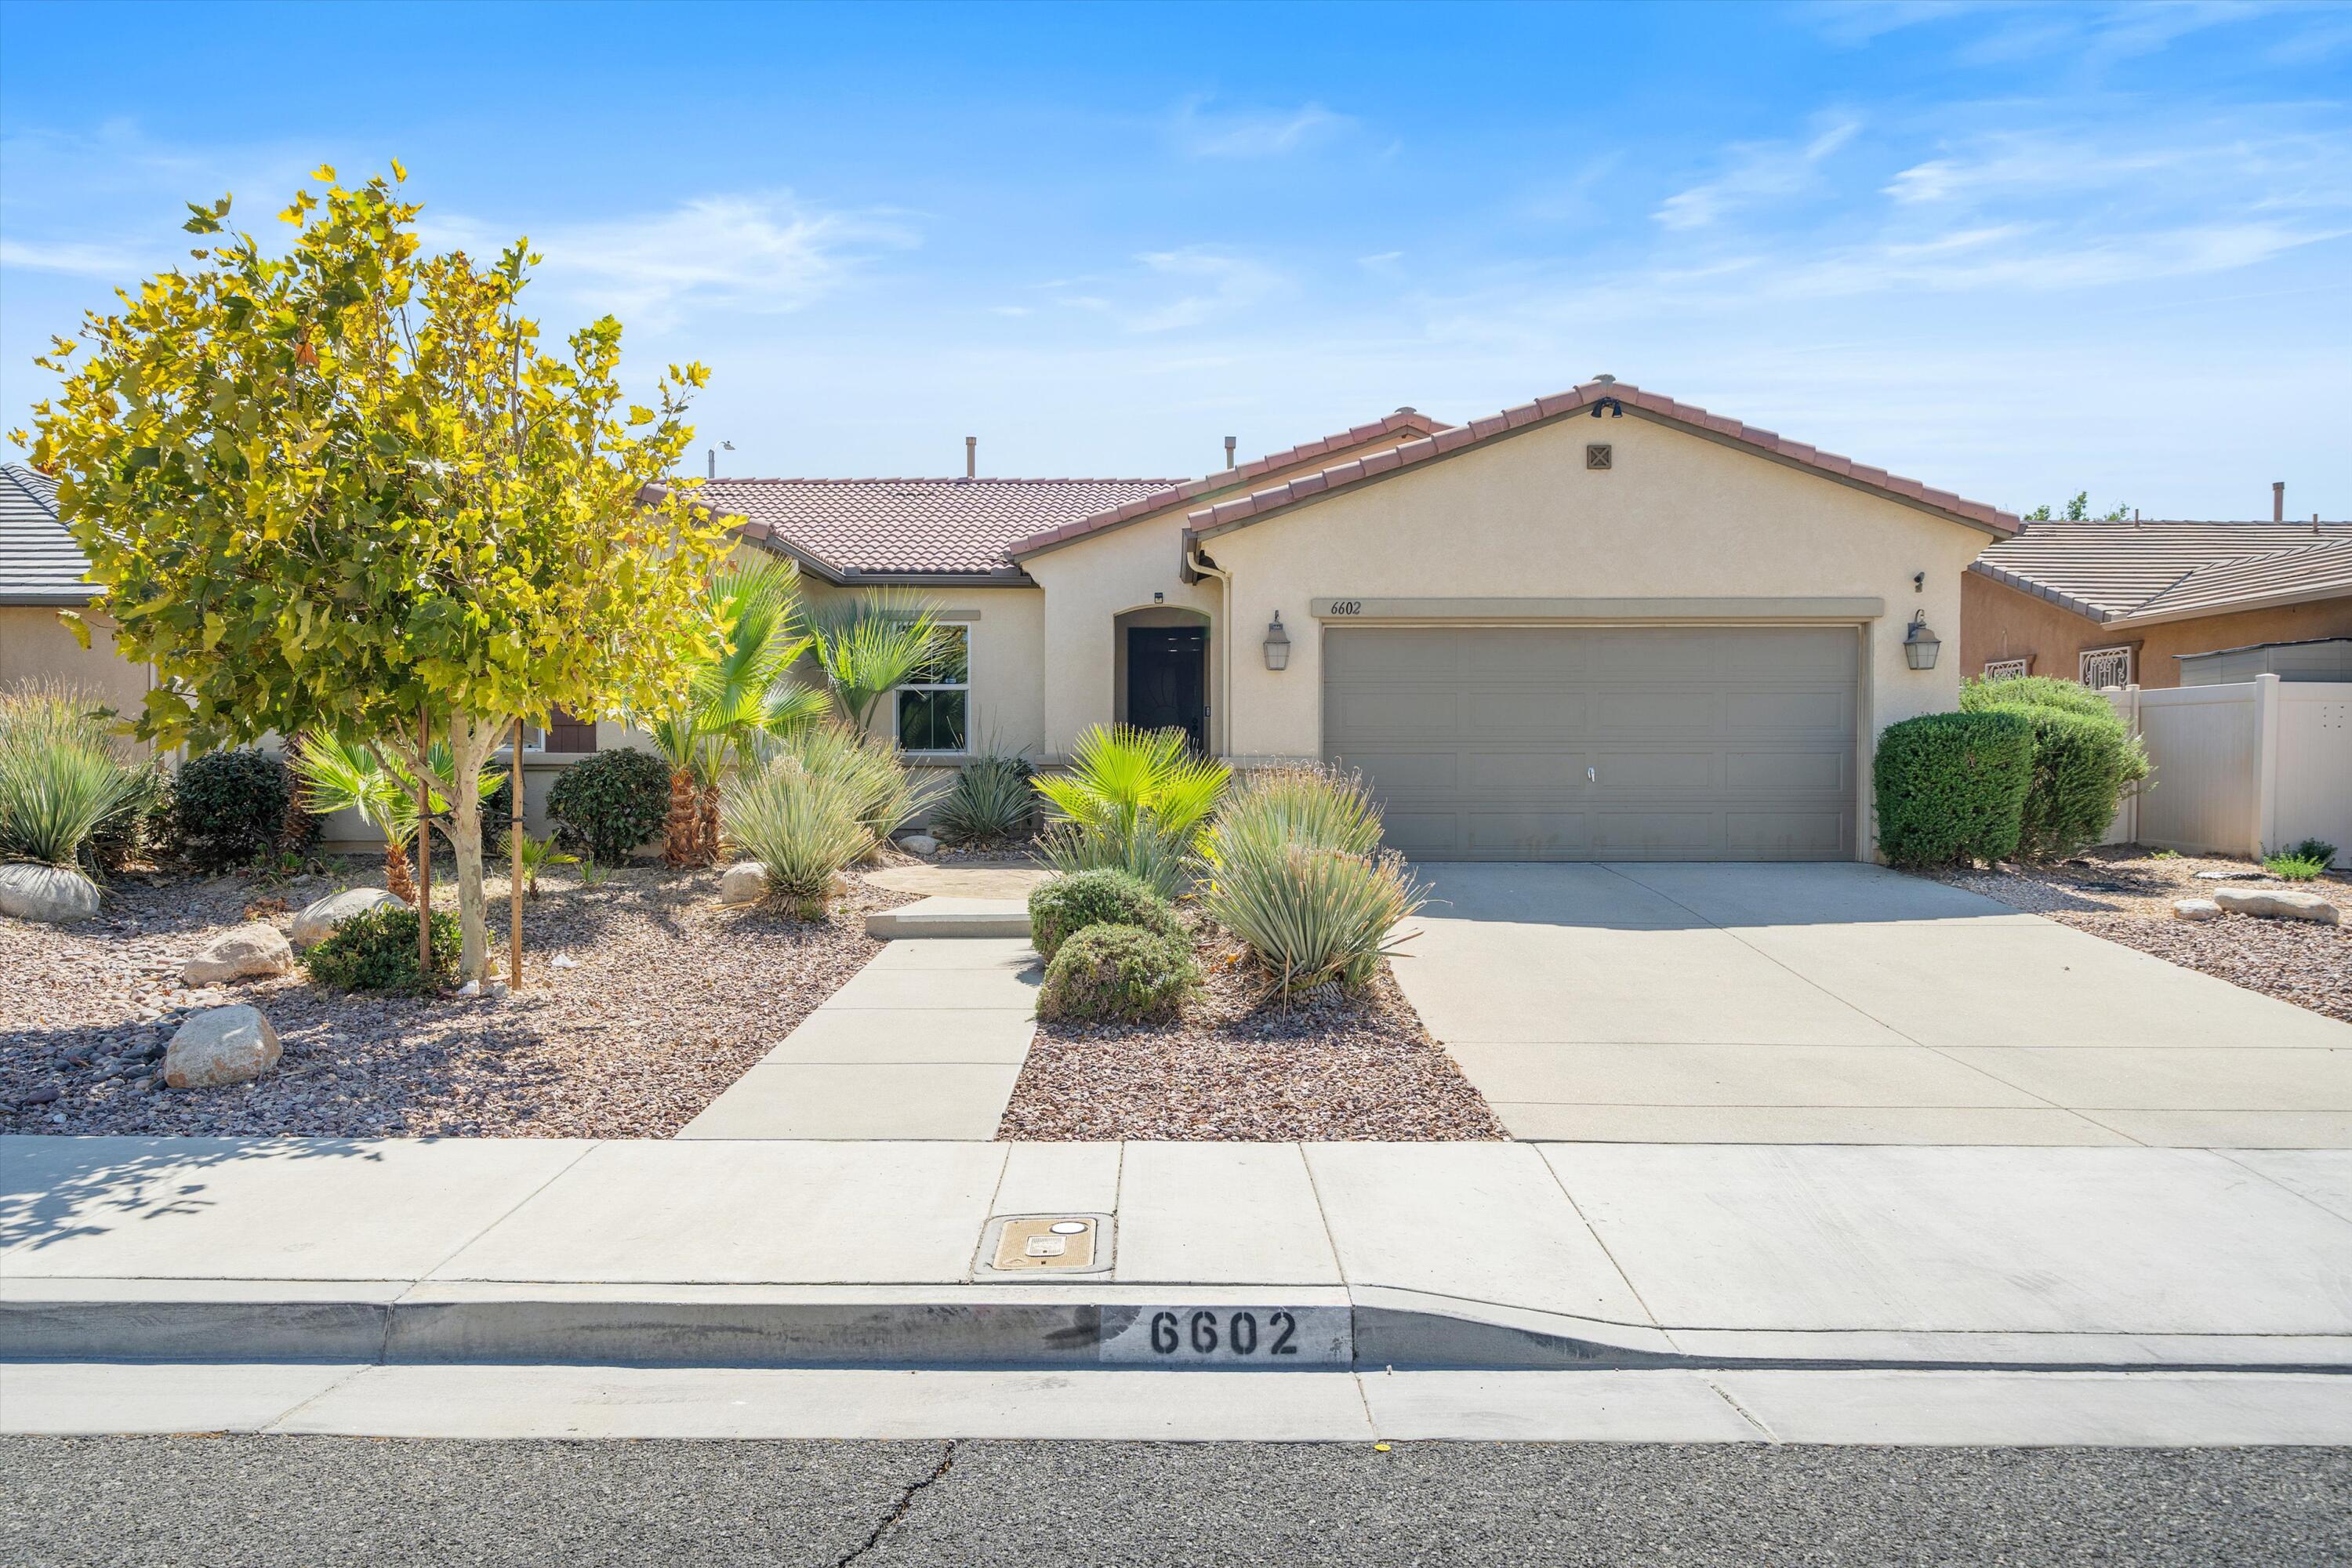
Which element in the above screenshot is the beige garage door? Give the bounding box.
[1323,625,1859,861]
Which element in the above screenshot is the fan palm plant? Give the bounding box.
[289,732,503,904]
[1033,724,1230,898]
[808,589,946,730]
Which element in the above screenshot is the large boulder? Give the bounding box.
[0,862,100,924]
[182,922,295,985]
[290,886,406,950]
[164,1004,281,1089]
[2212,887,2341,924]
[895,833,941,856]
[717,860,768,906]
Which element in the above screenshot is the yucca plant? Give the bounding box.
[1199,813,1427,996]
[1034,725,1229,898]
[289,731,502,905]
[0,681,157,871]
[758,720,938,850]
[809,589,945,729]
[1203,764,1385,860]
[720,755,875,918]
[934,750,1035,844]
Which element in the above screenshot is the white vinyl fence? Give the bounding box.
[2101,675,2350,865]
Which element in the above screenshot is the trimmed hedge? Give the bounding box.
[1027,868,1178,962]
[1962,676,2150,860]
[1958,673,2117,720]
[303,904,461,993]
[169,750,304,870]
[546,747,670,864]
[1036,924,1200,1024]
[1873,710,2034,867]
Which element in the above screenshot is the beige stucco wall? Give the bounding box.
[1,604,153,716]
[1022,514,1224,757]
[793,576,1048,760]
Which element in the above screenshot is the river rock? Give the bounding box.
[164,1004,281,1089]
[182,922,295,984]
[2211,887,2341,924]
[289,886,406,949]
[2194,868,2268,881]
[2171,898,2224,923]
[0,862,100,924]
[718,861,768,906]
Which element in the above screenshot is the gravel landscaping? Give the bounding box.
[999,918,1505,1142]
[1,862,913,1138]
[1929,847,2351,1024]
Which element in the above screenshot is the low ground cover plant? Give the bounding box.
[1198,766,1424,995]
[1960,675,2151,860]
[0,681,163,872]
[721,755,874,918]
[934,750,1034,844]
[2263,839,2336,881]
[1036,923,1200,1024]
[547,747,671,864]
[1027,868,1179,962]
[170,748,313,871]
[1873,709,2035,867]
[304,904,462,993]
[1036,724,1229,898]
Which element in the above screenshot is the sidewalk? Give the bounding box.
[6,1135,2349,1372]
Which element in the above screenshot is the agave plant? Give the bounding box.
[808,589,945,730]
[1033,724,1229,899]
[635,554,833,867]
[0,681,159,871]
[289,731,502,905]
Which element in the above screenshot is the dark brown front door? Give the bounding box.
[1127,626,1207,752]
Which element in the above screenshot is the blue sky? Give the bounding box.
[2,0,2346,517]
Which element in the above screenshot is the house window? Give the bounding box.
[2079,647,2132,689]
[1982,658,2030,680]
[896,625,970,753]
[544,706,599,753]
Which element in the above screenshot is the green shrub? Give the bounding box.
[0,682,161,870]
[546,747,671,863]
[1200,816,1426,993]
[760,720,935,848]
[167,749,301,871]
[720,755,873,918]
[1027,868,1179,961]
[1035,725,1229,898]
[1959,674,2118,720]
[2263,851,2328,881]
[1036,924,1200,1024]
[933,751,1034,844]
[303,904,460,992]
[1996,703,2151,861]
[1872,710,2034,867]
[2285,837,2339,867]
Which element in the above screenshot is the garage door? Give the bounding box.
[1323,625,1858,861]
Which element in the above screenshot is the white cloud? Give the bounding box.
[1047,246,1290,335]
[1655,118,1860,230]
[1170,97,1355,158]
[0,237,160,278]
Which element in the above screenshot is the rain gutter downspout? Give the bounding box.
[1185,539,1233,760]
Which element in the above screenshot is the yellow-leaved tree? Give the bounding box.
[16,164,728,982]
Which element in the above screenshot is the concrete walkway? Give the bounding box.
[677,939,1040,1139]
[1395,862,2352,1146]
[8,1135,2349,1372]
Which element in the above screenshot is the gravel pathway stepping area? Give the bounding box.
[2,865,913,1138]
[1931,848,2351,1025]
[998,924,1505,1142]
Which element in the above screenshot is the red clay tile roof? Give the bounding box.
[1005,408,1452,559]
[1971,520,2352,625]
[699,477,1181,579]
[1178,382,2021,540]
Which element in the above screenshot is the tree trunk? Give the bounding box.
[447,718,492,983]
[383,839,419,906]
[664,767,701,866]
[698,782,721,866]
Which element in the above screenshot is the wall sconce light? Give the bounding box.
[1904,610,1941,671]
[1263,612,1291,671]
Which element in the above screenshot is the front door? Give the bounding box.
[1127,625,1207,752]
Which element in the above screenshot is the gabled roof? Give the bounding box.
[0,463,97,605]
[1004,408,1452,559]
[1970,521,2352,627]
[699,477,1181,582]
[1178,381,2020,541]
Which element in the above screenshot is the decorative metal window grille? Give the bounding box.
[1982,659,2030,680]
[2078,647,2132,689]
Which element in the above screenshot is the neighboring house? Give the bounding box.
[695,383,2018,862]
[0,462,153,717]
[1962,518,2352,689]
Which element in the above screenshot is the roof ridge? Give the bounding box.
[707,476,1184,487]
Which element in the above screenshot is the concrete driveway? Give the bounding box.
[1392,862,2352,1148]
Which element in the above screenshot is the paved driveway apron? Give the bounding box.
[1393,862,2352,1147]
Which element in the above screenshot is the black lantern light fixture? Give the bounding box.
[1904,610,1941,671]
[1263,612,1291,671]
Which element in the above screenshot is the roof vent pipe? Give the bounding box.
[2274,481,2285,522]
[1224,436,1237,470]
[966,437,977,481]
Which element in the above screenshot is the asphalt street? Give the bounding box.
[2,1436,2347,1566]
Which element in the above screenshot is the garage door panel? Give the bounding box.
[1324,625,1860,863]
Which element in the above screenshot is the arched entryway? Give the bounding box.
[1112,606,1210,753]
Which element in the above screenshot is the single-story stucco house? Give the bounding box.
[689,379,2024,862]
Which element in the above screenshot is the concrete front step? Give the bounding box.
[865,896,1033,939]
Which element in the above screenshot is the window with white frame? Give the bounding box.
[2078,646,2132,688]
[896,624,970,752]
[1982,658,2030,680]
